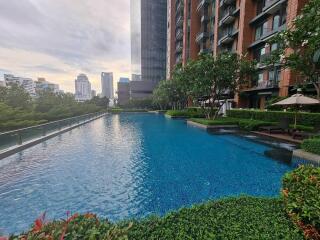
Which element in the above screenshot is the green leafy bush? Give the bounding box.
[166,108,206,118]
[190,117,239,126]
[238,119,274,131]
[10,213,132,240]
[128,197,302,239]
[227,109,320,127]
[301,138,320,155]
[282,166,320,238]
[11,197,303,240]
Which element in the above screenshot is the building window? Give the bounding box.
[273,15,280,30]
[258,72,264,83]
[271,43,278,52]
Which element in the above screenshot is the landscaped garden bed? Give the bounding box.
[8,166,319,240]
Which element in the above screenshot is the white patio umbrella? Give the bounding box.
[272,89,320,128]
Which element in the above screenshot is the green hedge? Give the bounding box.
[238,119,275,131]
[282,166,320,238]
[166,108,206,118]
[301,138,320,155]
[227,109,320,127]
[11,197,303,240]
[0,120,48,131]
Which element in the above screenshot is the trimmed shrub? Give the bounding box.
[282,166,320,239]
[166,108,206,118]
[238,119,274,131]
[227,109,320,127]
[301,138,320,155]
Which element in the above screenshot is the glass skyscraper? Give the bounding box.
[130,0,167,84]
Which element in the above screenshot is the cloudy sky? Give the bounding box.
[0,0,131,93]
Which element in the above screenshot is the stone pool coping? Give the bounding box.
[292,149,320,166]
[186,120,238,129]
[0,113,108,160]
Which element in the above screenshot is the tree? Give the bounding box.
[4,84,32,110]
[89,96,110,108]
[269,0,320,97]
[189,53,256,119]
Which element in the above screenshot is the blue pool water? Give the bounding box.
[0,113,295,234]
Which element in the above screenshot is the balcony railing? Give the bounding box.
[197,0,210,12]
[196,31,209,43]
[219,0,236,7]
[218,28,238,45]
[253,80,279,89]
[219,7,238,26]
[176,29,183,40]
[176,42,183,53]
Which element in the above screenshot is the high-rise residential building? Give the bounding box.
[91,90,97,98]
[117,78,130,106]
[101,72,114,99]
[167,0,308,109]
[75,74,92,102]
[34,78,60,93]
[4,74,36,97]
[130,0,167,97]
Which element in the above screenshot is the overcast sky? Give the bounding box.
[0,0,131,93]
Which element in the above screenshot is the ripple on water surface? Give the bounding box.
[0,114,294,234]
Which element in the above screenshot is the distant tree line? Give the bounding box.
[0,84,109,131]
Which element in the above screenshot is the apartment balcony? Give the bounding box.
[201,15,210,23]
[219,0,236,7]
[250,0,287,25]
[197,0,210,12]
[176,15,183,28]
[176,1,184,13]
[219,7,239,26]
[199,48,213,55]
[248,25,286,49]
[253,80,279,90]
[176,54,183,64]
[196,31,209,43]
[218,29,238,46]
[176,29,183,40]
[263,0,287,14]
[176,42,183,53]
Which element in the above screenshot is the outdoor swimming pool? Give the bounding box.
[0,113,296,234]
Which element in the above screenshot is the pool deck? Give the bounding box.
[252,131,303,144]
[186,120,238,130]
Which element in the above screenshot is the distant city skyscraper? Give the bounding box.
[34,78,60,93]
[130,0,167,85]
[75,74,91,102]
[4,74,36,97]
[101,72,114,99]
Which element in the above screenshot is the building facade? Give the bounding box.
[75,74,92,102]
[167,0,308,109]
[101,72,114,99]
[34,78,60,93]
[131,0,167,97]
[117,78,130,106]
[4,74,36,97]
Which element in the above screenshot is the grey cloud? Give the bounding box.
[0,0,131,73]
